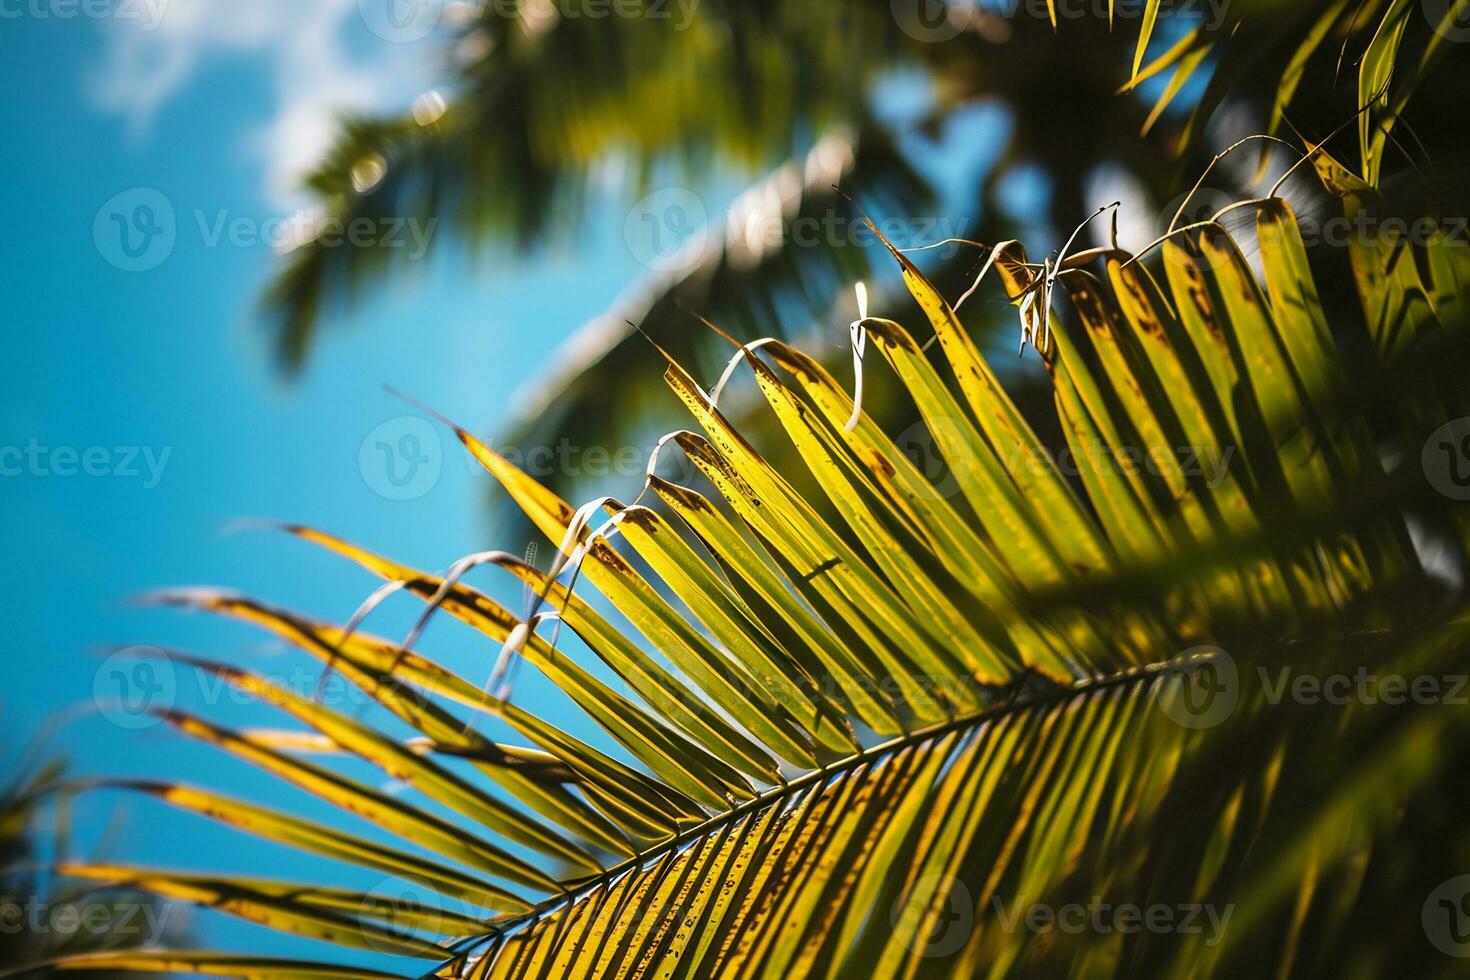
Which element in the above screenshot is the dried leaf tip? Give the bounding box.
[845,281,869,432]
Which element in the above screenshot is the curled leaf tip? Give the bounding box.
[845,280,870,432]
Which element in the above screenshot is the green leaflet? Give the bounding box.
[610,502,860,756]
[869,224,1116,583]
[153,590,653,853]
[157,708,561,895]
[289,524,783,786]
[58,865,458,959]
[1358,0,1414,185]
[461,431,828,766]
[161,650,600,875]
[106,781,529,912]
[733,348,1019,687]
[46,953,405,978]
[648,475,904,736]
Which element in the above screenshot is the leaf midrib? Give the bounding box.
[459,657,1180,954]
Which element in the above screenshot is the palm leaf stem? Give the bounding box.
[451,656,1178,952]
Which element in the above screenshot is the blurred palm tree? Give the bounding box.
[268,0,1470,501]
[2,758,175,977]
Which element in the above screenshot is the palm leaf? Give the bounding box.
[264,3,920,372]
[251,1,1470,547]
[40,116,1470,976]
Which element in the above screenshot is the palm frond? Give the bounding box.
[2,763,178,977]
[255,1,1470,540]
[264,1,916,370]
[493,121,934,459]
[40,126,1470,975]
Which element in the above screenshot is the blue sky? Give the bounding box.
[0,6,681,963]
[0,3,1025,965]
[0,4,1071,965]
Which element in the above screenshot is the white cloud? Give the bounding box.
[97,0,439,209]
